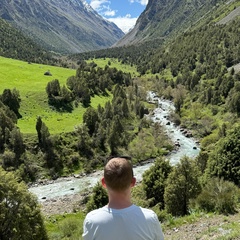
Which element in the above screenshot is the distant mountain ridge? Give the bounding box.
[0,0,124,54]
[115,0,228,47]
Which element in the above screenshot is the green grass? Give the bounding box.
[45,212,85,240]
[213,0,240,23]
[87,58,138,77]
[44,208,240,240]
[0,56,111,134]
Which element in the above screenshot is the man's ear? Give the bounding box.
[131,177,136,187]
[101,177,107,188]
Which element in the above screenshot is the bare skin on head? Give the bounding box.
[101,157,136,209]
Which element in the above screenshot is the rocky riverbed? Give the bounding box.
[40,192,87,216]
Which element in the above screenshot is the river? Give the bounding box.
[29,92,200,201]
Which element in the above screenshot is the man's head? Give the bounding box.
[103,157,135,192]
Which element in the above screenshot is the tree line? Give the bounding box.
[46,61,131,110]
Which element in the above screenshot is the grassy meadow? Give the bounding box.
[0,56,112,134]
[86,57,138,77]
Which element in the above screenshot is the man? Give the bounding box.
[82,157,164,240]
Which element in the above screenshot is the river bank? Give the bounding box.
[30,92,200,214]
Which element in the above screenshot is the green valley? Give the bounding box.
[1,0,240,239]
[0,57,114,133]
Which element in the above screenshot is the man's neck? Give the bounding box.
[107,190,132,209]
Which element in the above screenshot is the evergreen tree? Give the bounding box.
[46,79,61,97]
[1,88,21,117]
[83,107,99,136]
[0,108,15,151]
[107,115,124,155]
[36,116,50,150]
[142,157,172,208]
[121,98,130,118]
[76,125,93,158]
[206,126,240,186]
[36,116,42,145]
[8,127,25,166]
[164,156,201,216]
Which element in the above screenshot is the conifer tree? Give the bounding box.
[164,156,201,216]
[142,157,172,208]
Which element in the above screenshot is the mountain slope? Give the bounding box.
[0,18,56,64]
[0,0,124,54]
[115,0,226,47]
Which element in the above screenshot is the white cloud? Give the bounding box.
[89,0,110,11]
[129,0,148,5]
[107,14,138,33]
[104,10,116,17]
[89,0,117,17]
[88,0,143,33]
[102,5,117,17]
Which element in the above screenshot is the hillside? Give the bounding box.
[0,57,137,134]
[115,0,234,47]
[0,0,124,54]
[0,18,57,64]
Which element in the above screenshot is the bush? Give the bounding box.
[142,157,172,208]
[45,213,85,240]
[164,156,201,216]
[58,218,81,239]
[194,178,240,214]
[0,168,48,240]
[86,182,108,212]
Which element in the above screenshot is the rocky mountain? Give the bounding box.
[115,0,229,47]
[0,0,124,54]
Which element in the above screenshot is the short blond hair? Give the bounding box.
[104,157,133,191]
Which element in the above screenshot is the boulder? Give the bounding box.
[44,71,52,76]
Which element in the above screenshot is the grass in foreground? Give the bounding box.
[45,212,85,240]
[44,209,240,240]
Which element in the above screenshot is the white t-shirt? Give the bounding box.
[82,204,164,240]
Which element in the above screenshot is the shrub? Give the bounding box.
[164,156,201,216]
[194,178,240,214]
[0,168,48,240]
[58,218,81,239]
[142,157,172,208]
[206,126,240,186]
[86,182,108,212]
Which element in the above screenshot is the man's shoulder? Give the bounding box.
[135,206,159,221]
[86,206,107,217]
[137,205,156,214]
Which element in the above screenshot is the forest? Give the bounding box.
[1,2,240,239]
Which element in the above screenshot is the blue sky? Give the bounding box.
[85,0,148,33]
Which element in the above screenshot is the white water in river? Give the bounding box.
[147,91,200,165]
[29,92,200,201]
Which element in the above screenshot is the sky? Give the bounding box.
[85,0,148,33]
